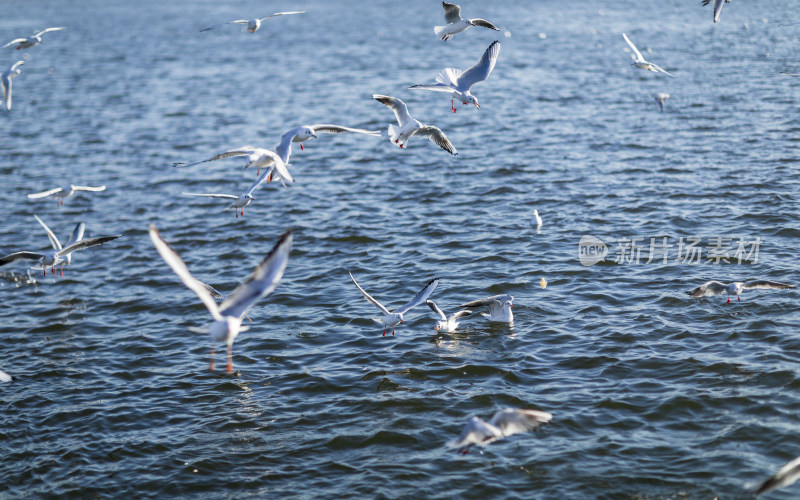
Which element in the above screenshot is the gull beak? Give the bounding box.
[474,102,480,109]
[312,134,317,139]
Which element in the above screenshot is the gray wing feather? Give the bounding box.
[349,271,392,315]
[469,19,499,30]
[489,408,553,437]
[442,2,462,23]
[57,235,121,257]
[66,222,86,248]
[373,94,412,126]
[414,126,458,155]
[309,124,382,136]
[754,456,800,495]
[259,11,306,21]
[0,251,45,266]
[34,215,61,251]
[426,300,447,321]
[742,280,795,290]
[457,41,500,91]
[686,281,727,297]
[394,278,439,315]
[182,192,238,200]
[451,309,473,320]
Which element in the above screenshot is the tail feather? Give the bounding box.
[434,25,448,38]
[388,124,400,143]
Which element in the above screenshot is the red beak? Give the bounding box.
[474,103,480,109]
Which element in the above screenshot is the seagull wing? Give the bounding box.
[70,185,106,192]
[259,11,307,21]
[34,27,65,37]
[373,94,413,126]
[57,235,121,258]
[426,300,447,321]
[712,0,725,22]
[27,187,63,199]
[442,2,463,23]
[408,83,454,93]
[173,147,253,168]
[460,296,500,309]
[457,40,500,91]
[309,124,382,137]
[447,417,501,448]
[1,72,11,110]
[0,251,45,266]
[149,225,222,320]
[65,222,85,248]
[34,214,61,251]
[469,18,499,30]
[414,126,458,155]
[753,456,800,495]
[182,192,238,200]
[394,277,439,315]
[200,20,249,31]
[244,168,272,196]
[742,280,796,291]
[218,230,292,319]
[2,38,27,48]
[451,309,473,320]
[686,281,727,297]
[622,33,644,63]
[349,271,392,315]
[650,64,677,78]
[489,408,553,437]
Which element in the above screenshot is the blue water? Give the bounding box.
[2,0,800,497]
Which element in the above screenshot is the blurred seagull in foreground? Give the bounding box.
[461,294,514,323]
[174,146,291,181]
[702,0,730,23]
[149,226,292,373]
[687,280,795,303]
[27,185,106,207]
[531,209,542,229]
[372,95,458,154]
[3,27,65,50]
[753,455,800,495]
[622,33,676,77]
[0,369,12,383]
[435,2,499,42]
[410,40,500,113]
[1,61,24,111]
[182,164,286,218]
[275,124,381,165]
[349,271,439,336]
[448,408,552,455]
[0,216,119,277]
[200,11,306,33]
[655,93,670,112]
[426,300,472,333]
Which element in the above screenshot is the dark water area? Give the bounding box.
[1,0,799,497]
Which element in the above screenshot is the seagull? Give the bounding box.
[410,40,500,113]
[702,0,730,23]
[753,455,800,495]
[27,185,107,207]
[460,294,514,323]
[372,95,458,155]
[1,60,24,111]
[3,27,65,50]
[622,33,677,78]
[426,300,472,333]
[531,209,542,229]
[200,11,306,33]
[349,271,439,336]
[182,165,283,218]
[148,226,292,373]
[174,146,292,182]
[686,280,795,303]
[434,2,499,42]
[276,124,382,165]
[655,92,670,112]
[447,408,552,455]
[0,369,12,383]
[0,216,120,277]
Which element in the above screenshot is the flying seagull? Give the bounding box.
[27,185,107,207]
[622,33,677,77]
[200,11,306,33]
[1,61,24,111]
[434,2,499,42]
[349,271,439,336]
[410,40,500,113]
[149,225,292,373]
[275,124,381,165]
[174,146,291,182]
[655,92,670,112]
[3,27,65,50]
[372,95,458,154]
[687,280,795,303]
[702,0,730,23]
[447,408,552,455]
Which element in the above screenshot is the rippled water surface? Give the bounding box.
[2,0,800,498]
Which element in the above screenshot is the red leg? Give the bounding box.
[209,347,215,371]
[60,266,63,277]
[240,208,244,217]
[300,144,304,150]
[235,210,238,219]
[451,99,456,113]
[382,328,386,337]
[727,298,731,303]
[226,345,233,373]
[738,296,741,301]
[43,268,46,276]
[392,326,395,336]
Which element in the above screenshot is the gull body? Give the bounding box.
[426,300,471,333]
[687,280,795,303]
[1,61,24,111]
[753,455,800,495]
[410,41,500,112]
[0,216,119,277]
[655,93,670,112]
[149,226,292,373]
[27,185,106,207]
[349,272,439,336]
[702,0,730,23]
[461,294,514,323]
[622,33,676,78]
[174,146,292,182]
[372,95,458,155]
[200,11,306,33]
[448,408,552,454]
[434,2,499,42]
[3,27,65,50]
[182,162,285,218]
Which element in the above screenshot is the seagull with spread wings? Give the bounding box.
[27,185,106,207]
[200,11,306,33]
[434,2,499,42]
[174,146,292,181]
[349,272,439,336]
[372,95,458,154]
[3,27,65,50]
[448,408,552,455]
[1,61,24,111]
[622,33,676,78]
[687,280,795,303]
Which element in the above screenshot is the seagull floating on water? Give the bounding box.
[0,216,119,277]
[655,93,670,112]
[349,271,439,336]
[174,146,291,181]
[702,0,730,23]
[448,408,552,455]
[531,209,542,229]
[1,61,24,111]
[200,11,306,33]
[622,33,676,78]
[27,185,107,207]
[149,225,292,373]
[435,2,499,42]
[3,27,65,50]
[460,294,514,323]
[426,300,472,333]
[687,280,795,303]
[410,40,500,113]
[753,455,800,495]
[372,95,458,154]
[182,163,286,218]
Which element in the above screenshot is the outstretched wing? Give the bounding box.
[65,222,86,248]
[742,280,795,291]
[27,187,63,199]
[0,251,45,266]
[34,27,65,37]
[470,18,499,30]
[489,408,553,437]
[442,2,462,23]
[426,300,447,321]
[622,33,644,63]
[461,296,499,309]
[394,277,439,315]
[409,83,453,93]
[149,225,222,320]
[457,40,500,91]
[309,124,382,137]
[219,230,292,318]
[182,192,238,200]
[452,309,473,320]
[753,455,800,495]
[200,20,248,32]
[349,271,392,315]
[259,11,307,21]
[70,185,106,193]
[173,147,254,168]
[373,94,413,126]
[34,214,61,251]
[650,63,677,78]
[57,235,121,258]
[2,38,27,48]
[686,281,727,297]
[414,126,458,155]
